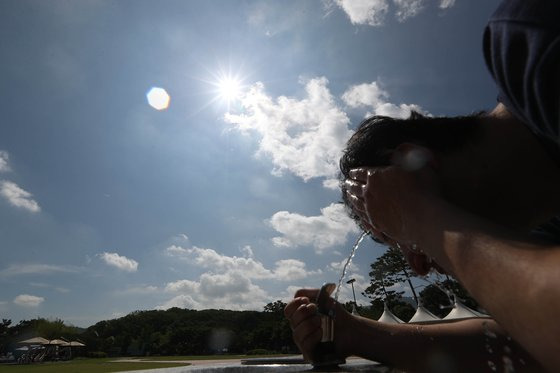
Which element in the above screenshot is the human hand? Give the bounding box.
[344,145,445,273]
[284,288,353,362]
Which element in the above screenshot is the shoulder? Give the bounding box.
[483,0,560,157]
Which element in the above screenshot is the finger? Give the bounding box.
[345,191,366,214]
[344,179,365,197]
[296,323,322,361]
[291,303,318,330]
[284,297,310,320]
[348,168,369,183]
[294,288,319,299]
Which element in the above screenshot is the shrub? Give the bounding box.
[246,349,272,355]
[87,351,108,358]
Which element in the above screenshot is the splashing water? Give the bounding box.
[334,231,368,302]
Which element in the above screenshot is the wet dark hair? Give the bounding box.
[339,111,484,228]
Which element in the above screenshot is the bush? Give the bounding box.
[87,351,108,358]
[246,349,272,355]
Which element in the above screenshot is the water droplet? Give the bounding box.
[485,343,493,354]
[487,361,497,371]
[518,358,525,365]
[502,355,515,373]
[484,330,497,339]
[504,346,512,355]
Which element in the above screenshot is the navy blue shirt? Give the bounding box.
[483,0,560,165]
[483,0,560,242]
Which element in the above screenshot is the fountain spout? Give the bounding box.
[311,283,346,369]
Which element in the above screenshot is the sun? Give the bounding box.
[217,76,242,102]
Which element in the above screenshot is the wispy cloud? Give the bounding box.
[14,294,45,307]
[98,252,138,272]
[0,151,10,173]
[439,0,455,9]
[269,203,360,253]
[393,0,425,22]
[0,264,80,277]
[0,180,41,213]
[114,285,159,295]
[225,77,353,188]
[29,282,70,293]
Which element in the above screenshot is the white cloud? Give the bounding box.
[269,203,359,253]
[14,294,44,307]
[439,0,455,9]
[334,0,389,26]
[115,285,158,295]
[393,0,425,22]
[330,0,455,26]
[165,245,188,256]
[160,242,323,310]
[0,180,40,213]
[342,81,427,118]
[164,245,320,281]
[160,272,270,311]
[273,259,321,281]
[98,252,138,272]
[29,282,70,293]
[240,245,254,258]
[225,77,353,184]
[0,264,79,277]
[0,151,10,172]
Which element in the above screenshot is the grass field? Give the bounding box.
[0,358,190,373]
[134,354,290,361]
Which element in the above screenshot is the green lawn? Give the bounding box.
[0,358,190,373]
[134,354,292,361]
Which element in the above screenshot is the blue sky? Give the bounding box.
[0,0,499,327]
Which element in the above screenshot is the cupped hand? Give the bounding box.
[344,146,441,247]
[284,288,354,362]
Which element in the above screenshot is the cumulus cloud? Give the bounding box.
[225,77,353,185]
[98,252,138,272]
[0,180,40,213]
[269,203,359,253]
[14,294,44,307]
[0,151,10,172]
[160,242,323,310]
[342,81,427,118]
[165,245,320,281]
[160,272,270,311]
[334,0,389,26]
[330,0,456,25]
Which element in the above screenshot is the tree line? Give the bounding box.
[1,249,479,358]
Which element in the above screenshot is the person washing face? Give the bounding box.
[286,0,560,371]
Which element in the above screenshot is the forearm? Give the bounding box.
[420,200,560,371]
[342,316,539,372]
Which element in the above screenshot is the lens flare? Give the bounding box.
[146,87,170,110]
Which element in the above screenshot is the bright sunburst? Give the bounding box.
[194,65,249,114]
[217,76,242,103]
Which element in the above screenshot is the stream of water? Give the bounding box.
[334,231,368,302]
